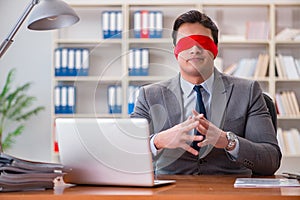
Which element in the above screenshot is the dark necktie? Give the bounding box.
[192,85,207,150]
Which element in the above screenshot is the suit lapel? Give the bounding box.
[164,74,184,126]
[210,69,233,129]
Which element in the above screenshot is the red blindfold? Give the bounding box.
[174,35,218,59]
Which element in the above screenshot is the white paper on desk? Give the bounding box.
[234,178,300,188]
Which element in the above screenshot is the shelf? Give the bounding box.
[128,38,172,44]
[54,76,123,82]
[51,1,300,126]
[51,1,300,171]
[275,79,300,82]
[278,116,300,120]
[220,39,270,45]
[128,76,173,82]
[275,41,300,45]
[55,39,122,45]
[55,113,123,118]
[281,154,300,158]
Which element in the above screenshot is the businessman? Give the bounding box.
[131,10,281,175]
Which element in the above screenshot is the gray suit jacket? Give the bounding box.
[131,68,281,175]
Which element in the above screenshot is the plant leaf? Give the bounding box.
[7,96,36,119]
[15,106,45,121]
[2,125,25,150]
[5,82,31,111]
[0,68,15,100]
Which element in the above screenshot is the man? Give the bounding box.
[131,10,281,175]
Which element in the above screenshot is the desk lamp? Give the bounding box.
[0,0,79,59]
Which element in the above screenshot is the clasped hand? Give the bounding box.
[154,110,227,156]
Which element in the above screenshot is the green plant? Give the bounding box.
[0,68,44,152]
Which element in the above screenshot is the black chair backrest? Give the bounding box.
[263,93,277,131]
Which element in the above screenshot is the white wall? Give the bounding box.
[0,0,52,161]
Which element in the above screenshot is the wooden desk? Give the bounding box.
[1,175,300,200]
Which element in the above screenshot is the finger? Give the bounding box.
[198,139,209,147]
[182,120,199,133]
[183,134,204,143]
[197,117,210,130]
[181,143,199,156]
[192,110,205,119]
[192,109,199,116]
[181,116,195,126]
[195,123,208,136]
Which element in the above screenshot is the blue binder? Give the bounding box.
[107,85,122,114]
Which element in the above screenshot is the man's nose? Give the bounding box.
[189,45,203,55]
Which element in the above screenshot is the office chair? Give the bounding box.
[262,93,277,131]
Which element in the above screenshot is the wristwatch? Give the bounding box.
[225,131,238,151]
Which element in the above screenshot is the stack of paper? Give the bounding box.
[0,153,69,192]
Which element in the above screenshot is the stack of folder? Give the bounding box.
[54,85,76,114]
[102,10,122,39]
[128,48,149,76]
[54,48,89,76]
[0,153,68,192]
[134,10,163,38]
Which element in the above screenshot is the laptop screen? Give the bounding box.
[56,118,155,186]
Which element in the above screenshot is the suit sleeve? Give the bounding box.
[235,81,282,175]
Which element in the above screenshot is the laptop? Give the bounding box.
[56,118,175,187]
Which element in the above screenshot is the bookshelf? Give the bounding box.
[51,1,300,173]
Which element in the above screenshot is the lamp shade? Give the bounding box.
[27,0,79,30]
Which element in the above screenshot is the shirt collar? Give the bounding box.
[180,72,214,98]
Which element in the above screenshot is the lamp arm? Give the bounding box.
[0,0,40,59]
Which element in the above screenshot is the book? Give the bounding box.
[275,93,285,115]
[289,91,300,115]
[282,55,299,79]
[246,21,269,40]
[233,58,257,78]
[289,128,300,154]
[254,54,269,78]
[283,129,298,155]
[277,128,286,155]
[275,55,285,78]
[234,178,300,188]
[223,63,238,75]
[275,54,287,78]
[276,28,300,41]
